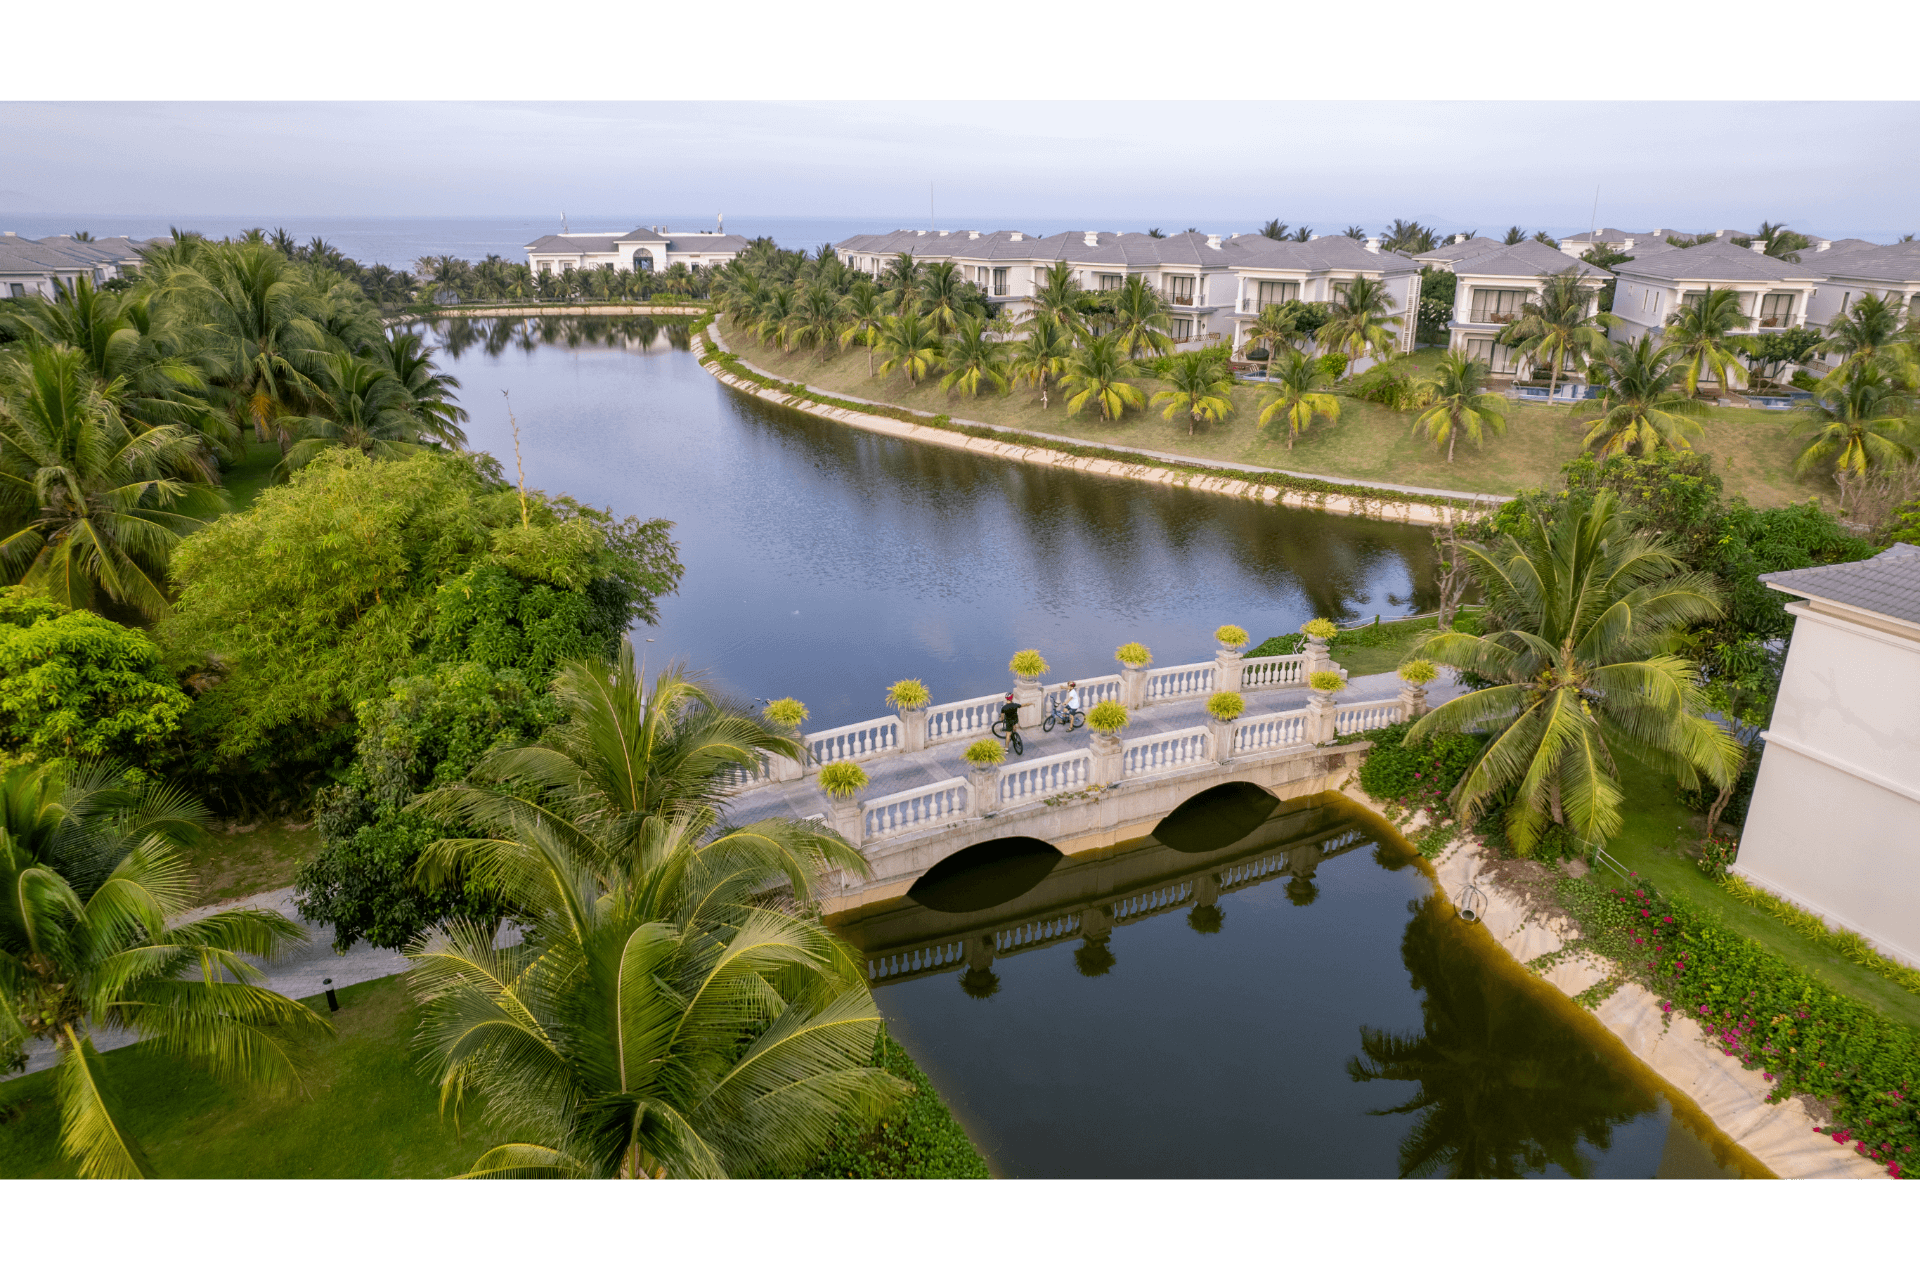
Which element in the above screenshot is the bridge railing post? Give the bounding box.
[967,763,1000,816]
[1013,675,1044,728]
[1213,646,1245,694]
[1120,663,1148,710]
[1209,715,1237,764]
[1089,731,1124,786]
[1307,690,1339,745]
[1397,681,1428,721]
[899,706,929,753]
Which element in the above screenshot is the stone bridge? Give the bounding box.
[721,629,1465,915]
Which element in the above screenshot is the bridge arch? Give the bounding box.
[1152,781,1282,854]
[907,836,1063,915]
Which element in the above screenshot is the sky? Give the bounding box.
[6,101,1919,242]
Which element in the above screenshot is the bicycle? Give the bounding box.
[1041,691,1085,733]
[990,715,1025,757]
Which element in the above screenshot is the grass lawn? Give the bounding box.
[0,976,500,1179]
[1250,609,1483,676]
[1595,765,1920,1032]
[182,821,320,907]
[721,321,1830,509]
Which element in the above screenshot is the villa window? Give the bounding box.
[1759,293,1795,327]
[1464,337,1519,375]
[992,267,1007,295]
[1255,280,1299,309]
[8,284,23,298]
[1098,273,1123,291]
[633,249,654,272]
[1470,288,1528,324]
[1166,274,1196,305]
[1171,317,1193,341]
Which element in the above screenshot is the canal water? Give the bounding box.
[428,317,1756,1179]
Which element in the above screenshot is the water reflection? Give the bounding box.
[908,837,1063,914]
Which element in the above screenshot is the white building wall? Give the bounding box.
[1735,601,1920,968]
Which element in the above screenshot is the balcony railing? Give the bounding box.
[1757,314,1792,329]
[1169,293,1195,307]
[1469,309,1520,324]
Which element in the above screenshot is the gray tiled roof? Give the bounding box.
[525,231,746,256]
[1800,241,1920,284]
[1449,240,1613,280]
[1762,542,1920,627]
[1614,238,1823,283]
[1223,233,1420,274]
[1413,235,1508,265]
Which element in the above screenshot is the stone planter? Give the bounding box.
[1398,680,1430,720]
[1306,691,1338,745]
[898,705,929,753]
[1208,715,1238,763]
[967,764,1001,817]
[1090,729,1124,785]
[1119,662,1149,710]
[1213,646,1245,694]
[1303,636,1335,677]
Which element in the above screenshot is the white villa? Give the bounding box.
[0,231,156,299]
[832,228,1421,359]
[1439,239,1613,376]
[1606,239,1824,347]
[1734,543,1920,969]
[1795,241,1920,376]
[524,226,748,277]
[1409,234,1508,269]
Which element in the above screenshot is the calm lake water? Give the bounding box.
[429,318,1753,1178]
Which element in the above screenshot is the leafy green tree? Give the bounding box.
[1417,268,1457,345]
[938,318,1009,399]
[1744,327,1823,387]
[1256,348,1341,449]
[1108,276,1174,359]
[1577,337,1706,458]
[1060,334,1145,421]
[874,312,944,386]
[0,588,190,769]
[1411,353,1506,462]
[1495,268,1612,400]
[1318,277,1401,366]
[1793,362,1914,495]
[1661,287,1752,395]
[0,761,325,1177]
[1404,492,1740,855]
[0,345,218,616]
[1007,313,1075,409]
[1152,349,1235,436]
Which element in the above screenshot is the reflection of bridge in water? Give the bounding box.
[835,792,1388,993]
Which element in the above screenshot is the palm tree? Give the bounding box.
[1108,276,1174,359]
[1661,287,1752,395]
[1059,334,1145,421]
[404,651,901,1178]
[783,283,844,358]
[367,330,469,448]
[1343,226,1368,241]
[1817,292,1906,376]
[918,262,973,336]
[1403,492,1740,855]
[1030,262,1085,333]
[1006,314,1074,409]
[1411,353,1507,462]
[1242,303,1302,378]
[1382,219,1438,254]
[1319,277,1401,368]
[836,280,888,376]
[0,345,218,616]
[275,352,435,475]
[881,252,923,315]
[1152,350,1235,435]
[1495,268,1612,400]
[874,312,943,387]
[1793,362,1914,501]
[1256,348,1341,449]
[1502,226,1527,246]
[1577,337,1707,458]
[0,761,326,1178]
[1259,220,1290,241]
[939,317,1009,399]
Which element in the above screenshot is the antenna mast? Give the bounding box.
[1588,185,1600,235]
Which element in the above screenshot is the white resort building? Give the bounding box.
[0,231,158,299]
[525,226,748,276]
[1605,239,1824,345]
[1734,543,1920,970]
[1438,239,1613,378]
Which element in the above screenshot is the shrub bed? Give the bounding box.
[1354,720,1480,823]
[778,1031,990,1178]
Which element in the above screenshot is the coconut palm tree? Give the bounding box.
[1793,361,1914,498]
[0,761,326,1178]
[1030,262,1085,333]
[939,317,1009,399]
[1059,334,1145,421]
[1661,287,1752,395]
[1403,492,1740,855]
[754,286,795,351]
[918,262,973,336]
[1259,220,1290,241]
[783,283,844,358]
[274,352,436,476]
[367,330,468,448]
[836,279,888,376]
[1256,348,1341,449]
[1577,337,1707,458]
[0,346,218,616]
[1817,292,1907,376]
[1242,303,1302,378]
[874,312,943,387]
[1411,353,1506,462]
[1108,276,1174,359]
[1007,314,1075,409]
[881,252,923,316]
[1495,268,1612,401]
[1502,227,1527,246]
[1152,349,1235,435]
[1318,277,1401,367]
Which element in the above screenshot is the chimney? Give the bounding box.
[1817,239,1831,251]
[938,229,949,237]
[1083,231,1099,247]
[1365,237,1381,254]
[1751,241,1768,255]
[1622,238,1635,251]
[1453,233,1467,244]
[1206,234,1221,250]
[967,230,979,240]
[1010,231,1023,241]
[1310,233,1322,240]
[1,231,13,237]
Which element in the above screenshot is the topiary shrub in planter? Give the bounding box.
[764,697,808,728]
[1114,641,1152,667]
[963,738,1005,767]
[1301,617,1338,641]
[817,761,869,798]
[1009,649,1049,679]
[886,678,932,710]
[1214,624,1249,650]
[1206,691,1245,721]
[1086,699,1129,734]
[1308,670,1347,694]
[1397,658,1438,686]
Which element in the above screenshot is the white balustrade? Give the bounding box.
[807,715,903,765]
[995,912,1082,954]
[1231,708,1311,755]
[715,754,774,794]
[1241,654,1307,689]
[1332,698,1405,736]
[998,749,1093,805]
[1045,674,1123,708]
[1122,726,1214,778]
[924,694,1004,744]
[1108,881,1193,922]
[1142,661,1216,703]
[867,940,965,983]
[863,777,970,842]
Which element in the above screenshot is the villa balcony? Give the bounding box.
[1468,308,1521,324]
